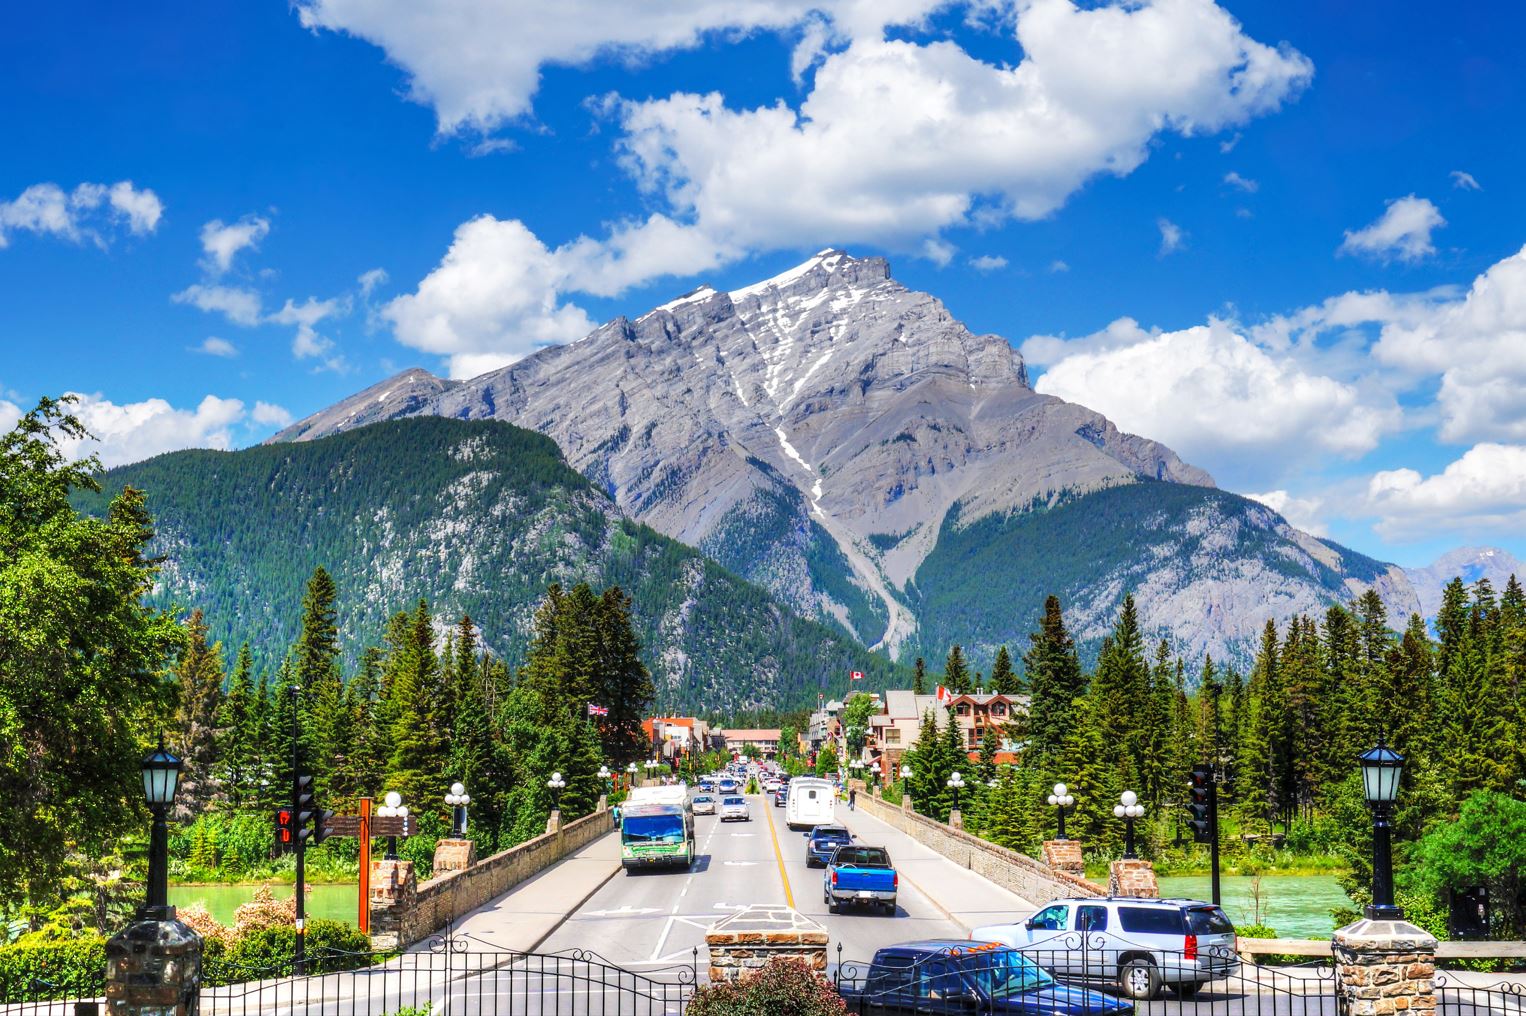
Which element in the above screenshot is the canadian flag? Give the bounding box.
[936,685,953,706]
[850,671,865,682]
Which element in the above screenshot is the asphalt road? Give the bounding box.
[537,790,972,971]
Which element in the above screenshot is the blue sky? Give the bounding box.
[4,0,1525,568]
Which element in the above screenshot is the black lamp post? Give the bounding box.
[140,738,184,921]
[899,763,913,809]
[547,771,567,813]
[1047,782,1075,841]
[1113,790,1146,860]
[378,791,409,860]
[445,782,470,837]
[947,771,966,814]
[1359,734,1405,921]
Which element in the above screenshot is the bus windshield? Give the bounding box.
[623,814,686,844]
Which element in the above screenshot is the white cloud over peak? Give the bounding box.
[970,254,1008,272]
[200,215,271,274]
[1367,444,1526,539]
[0,180,163,248]
[270,296,350,368]
[172,284,264,326]
[1245,489,1328,536]
[194,337,239,357]
[54,392,247,468]
[384,216,598,378]
[1032,318,1399,480]
[252,401,294,427]
[1339,195,1445,263]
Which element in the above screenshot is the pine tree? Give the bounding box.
[216,643,258,809]
[294,567,344,788]
[173,609,226,819]
[976,722,1001,786]
[266,655,299,808]
[989,646,1020,695]
[595,586,655,764]
[1024,596,1086,765]
[1089,594,1150,791]
[912,657,927,695]
[387,599,448,807]
[944,645,971,694]
[335,645,385,800]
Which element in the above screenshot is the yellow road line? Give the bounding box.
[763,792,795,908]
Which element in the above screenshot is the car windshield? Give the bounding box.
[957,947,1054,998]
[622,815,685,843]
[694,796,712,803]
[723,797,744,805]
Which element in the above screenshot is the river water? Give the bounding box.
[1155,874,1352,938]
[169,884,361,927]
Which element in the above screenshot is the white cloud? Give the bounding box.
[1223,170,1258,192]
[0,398,20,435]
[969,254,1008,272]
[270,296,349,367]
[200,215,271,274]
[1048,259,1070,273]
[172,284,264,326]
[194,337,239,357]
[358,267,389,296]
[1450,170,1480,191]
[384,215,597,378]
[252,401,294,427]
[297,0,952,135]
[0,180,163,248]
[1157,217,1186,255]
[1245,489,1327,536]
[1367,444,1526,539]
[1033,318,1399,477]
[1339,195,1444,263]
[1022,315,1156,368]
[55,392,247,468]
[1370,244,1526,442]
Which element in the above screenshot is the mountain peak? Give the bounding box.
[727,248,888,301]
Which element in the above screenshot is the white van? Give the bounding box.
[785,777,837,830]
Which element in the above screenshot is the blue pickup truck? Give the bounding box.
[824,845,897,914]
[806,824,854,867]
[838,940,1135,1015]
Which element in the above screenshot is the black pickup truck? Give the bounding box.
[837,939,1135,1015]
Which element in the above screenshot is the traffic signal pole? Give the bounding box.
[1188,766,1221,906]
[291,684,306,977]
[1208,769,1221,907]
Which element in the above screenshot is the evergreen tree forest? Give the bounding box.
[899,585,1526,937]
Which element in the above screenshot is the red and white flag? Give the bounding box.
[850,671,864,682]
[936,685,953,707]
[587,703,609,717]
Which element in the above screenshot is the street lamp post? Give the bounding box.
[547,771,567,814]
[377,791,409,860]
[1113,790,1146,859]
[597,764,612,801]
[1047,782,1075,841]
[899,763,913,809]
[626,761,638,791]
[140,738,185,921]
[1359,734,1405,921]
[444,782,470,837]
[947,771,966,815]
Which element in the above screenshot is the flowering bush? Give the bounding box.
[231,885,298,935]
[688,958,847,1016]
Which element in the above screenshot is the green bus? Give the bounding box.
[620,803,695,872]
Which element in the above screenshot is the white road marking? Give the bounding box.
[723,860,758,866]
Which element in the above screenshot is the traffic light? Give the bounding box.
[313,808,335,844]
[295,775,318,844]
[1187,767,1213,843]
[274,807,295,854]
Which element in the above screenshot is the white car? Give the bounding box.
[692,794,716,815]
[719,796,751,822]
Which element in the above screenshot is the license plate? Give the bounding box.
[858,890,873,898]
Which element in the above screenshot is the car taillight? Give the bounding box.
[893,872,899,889]
[831,871,838,885]
[1184,933,1198,960]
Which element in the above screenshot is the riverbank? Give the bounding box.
[169,883,362,927]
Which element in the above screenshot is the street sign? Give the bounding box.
[322,814,364,838]
[370,815,414,837]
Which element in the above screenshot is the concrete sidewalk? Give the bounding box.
[837,801,1036,934]
[426,829,622,952]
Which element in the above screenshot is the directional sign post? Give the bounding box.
[311,798,415,934]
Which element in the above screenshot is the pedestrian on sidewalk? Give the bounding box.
[849,787,857,811]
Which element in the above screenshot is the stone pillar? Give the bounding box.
[901,793,911,814]
[705,905,829,983]
[597,793,608,811]
[1332,918,1438,1016]
[105,916,202,1016]
[545,809,562,835]
[1108,858,1159,897]
[432,838,476,874]
[949,809,964,831]
[369,858,417,950]
[1042,840,1085,876]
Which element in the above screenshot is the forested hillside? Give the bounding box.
[74,417,902,711]
[911,480,1411,668]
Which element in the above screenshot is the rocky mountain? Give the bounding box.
[76,417,901,712]
[1405,547,1524,619]
[277,250,1417,667]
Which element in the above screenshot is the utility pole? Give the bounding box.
[1208,766,1221,908]
[1187,766,1221,906]
[290,683,306,977]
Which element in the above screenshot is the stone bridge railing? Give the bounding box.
[854,790,1104,905]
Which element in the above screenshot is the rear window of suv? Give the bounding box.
[1118,907,1186,935]
[1186,907,1235,935]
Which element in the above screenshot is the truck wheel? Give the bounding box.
[1118,959,1161,1001]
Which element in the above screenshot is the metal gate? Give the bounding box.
[2,934,699,1016]
[1436,971,1526,1016]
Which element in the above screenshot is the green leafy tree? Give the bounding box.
[815,743,840,778]
[0,398,184,911]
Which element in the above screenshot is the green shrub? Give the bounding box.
[688,958,847,1016]
[1236,923,1278,939]
[204,920,372,986]
[0,937,106,1002]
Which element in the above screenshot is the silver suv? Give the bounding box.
[972,897,1238,1000]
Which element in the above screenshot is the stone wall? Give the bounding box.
[370,807,615,949]
[1333,919,1439,1016]
[705,905,829,983]
[1108,858,1159,898]
[855,792,1103,904]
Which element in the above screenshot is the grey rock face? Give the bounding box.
[277,249,1406,661]
[1405,546,1523,619]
